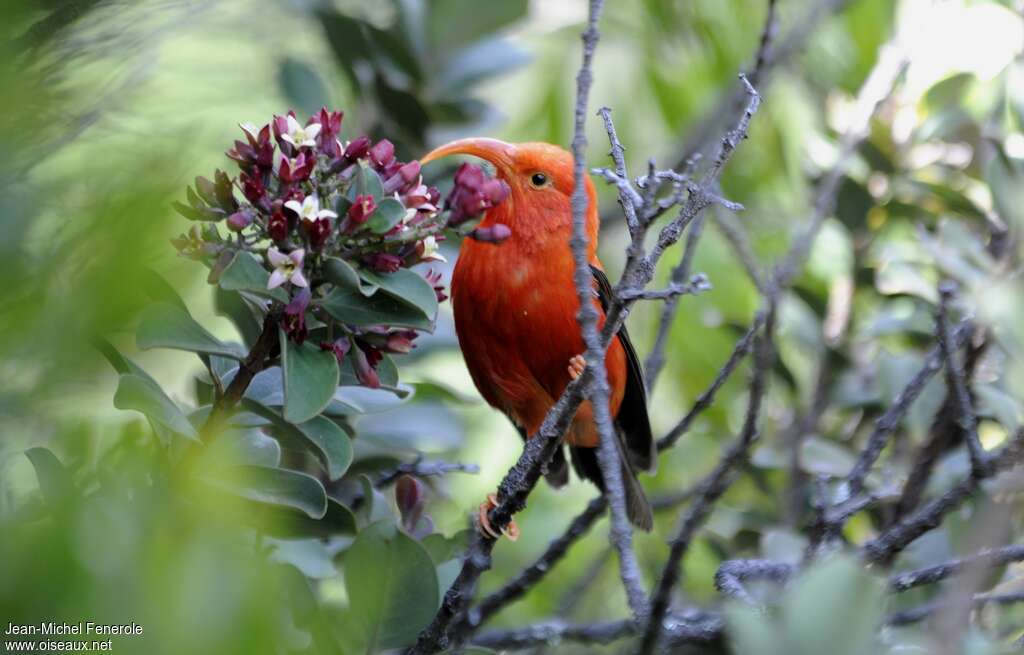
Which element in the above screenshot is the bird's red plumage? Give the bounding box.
[447,142,627,447]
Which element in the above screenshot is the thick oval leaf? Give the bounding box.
[137,302,245,360]
[219,251,289,302]
[320,287,433,330]
[203,465,327,519]
[242,399,353,481]
[344,524,440,651]
[366,197,408,234]
[323,257,364,294]
[24,447,72,504]
[282,333,340,423]
[346,164,385,202]
[278,57,328,116]
[358,268,438,320]
[200,427,282,468]
[114,374,199,442]
[294,416,353,480]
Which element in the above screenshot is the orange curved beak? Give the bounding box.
[420,137,517,171]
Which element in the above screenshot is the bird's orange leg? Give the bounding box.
[478,493,519,541]
[568,354,587,380]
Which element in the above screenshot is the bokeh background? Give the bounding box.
[2,0,1024,653]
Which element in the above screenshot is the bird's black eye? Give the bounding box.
[530,172,548,188]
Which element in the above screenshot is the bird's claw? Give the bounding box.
[478,493,519,541]
[567,354,587,380]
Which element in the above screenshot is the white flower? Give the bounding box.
[284,195,338,222]
[280,115,321,148]
[267,247,308,289]
[420,236,446,263]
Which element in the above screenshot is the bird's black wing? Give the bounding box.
[589,265,656,473]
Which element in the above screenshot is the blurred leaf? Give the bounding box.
[136,302,245,360]
[434,38,529,94]
[203,465,328,519]
[219,251,289,303]
[113,374,199,442]
[343,523,440,651]
[782,554,885,655]
[281,332,339,424]
[420,530,470,565]
[426,0,528,53]
[268,538,338,579]
[799,437,858,477]
[975,384,1023,433]
[358,476,395,527]
[725,604,785,655]
[278,57,328,117]
[359,267,439,320]
[201,427,282,469]
[835,177,873,230]
[261,497,358,539]
[241,399,352,481]
[24,447,72,504]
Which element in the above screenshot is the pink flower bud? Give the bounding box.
[319,338,350,365]
[353,343,381,389]
[369,139,395,168]
[384,330,418,354]
[468,223,512,244]
[227,210,252,232]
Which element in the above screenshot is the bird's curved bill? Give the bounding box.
[420,137,516,168]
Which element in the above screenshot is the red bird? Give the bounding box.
[421,139,655,534]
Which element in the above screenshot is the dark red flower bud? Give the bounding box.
[383,160,422,194]
[344,136,371,161]
[468,223,512,244]
[303,217,331,250]
[240,170,266,205]
[353,342,381,389]
[395,475,426,532]
[227,210,252,232]
[369,139,395,168]
[366,253,402,273]
[444,163,509,226]
[283,287,311,344]
[347,194,376,227]
[319,338,350,365]
[267,209,289,242]
[272,112,297,156]
[384,330,418,354]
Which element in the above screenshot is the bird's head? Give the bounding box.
[421,138,598,242]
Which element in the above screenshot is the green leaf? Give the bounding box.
[320,286,434,330]
[427,0,528,53]
[782,554,884,655]
[137,302,245,360]
[278,57,328,116]
[366,197,408,234]
[281,332,340,424]
[347,164,385,202]
[323,257,364,294]
[242,399,353,481]
[219,251,289,303]
[420,530,471,565]
[203,465,328,519]
[435,38,530,94]
[293,416,353,481]
[344,523,440,651]
[114,374,199,442]
[201,427,282,469]
[264,497,357,539]
[93,339,177,444]
[24,447,72,504]
[359,268,438,320]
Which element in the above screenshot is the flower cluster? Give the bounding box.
[173,108,508,389]
[444,163,511,244]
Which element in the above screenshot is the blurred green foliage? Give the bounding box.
[2,0,1024,654]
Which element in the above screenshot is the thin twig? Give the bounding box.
[374,457,480,488]
[470,613,724,651]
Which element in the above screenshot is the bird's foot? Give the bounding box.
[478,493,519,541]
[567,354,587,380]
